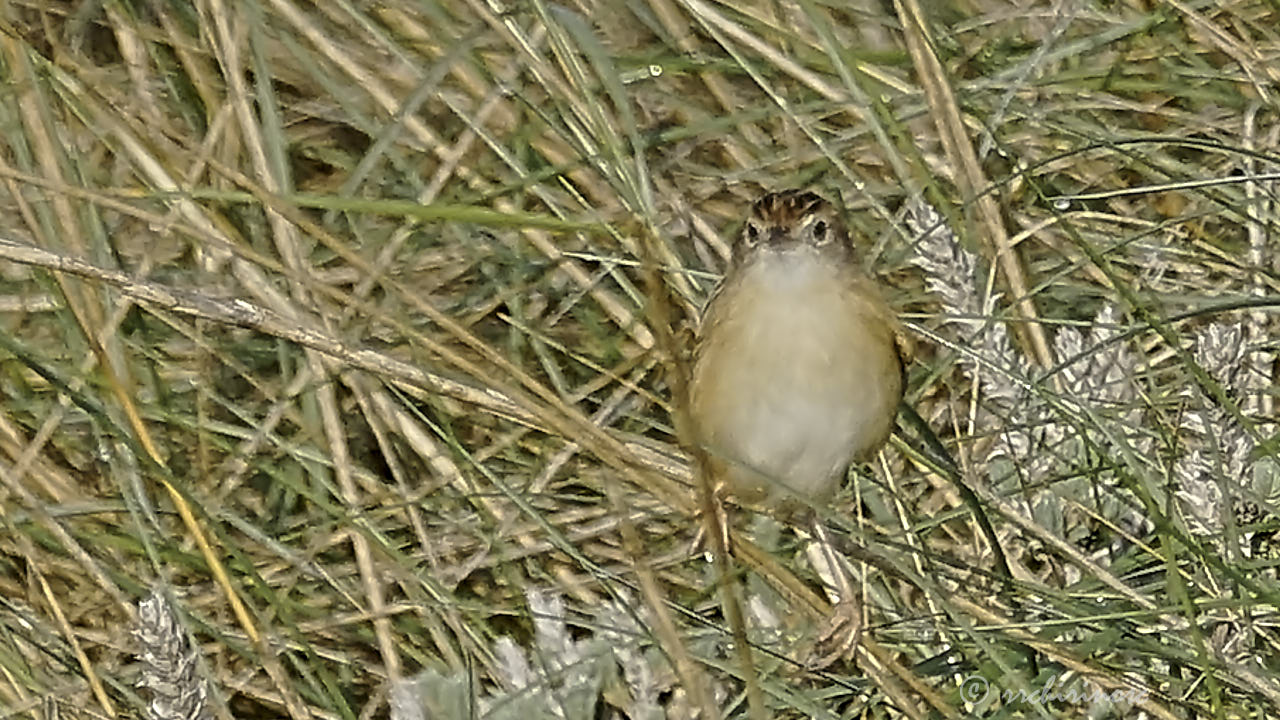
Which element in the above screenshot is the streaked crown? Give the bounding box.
[735,190,851,264]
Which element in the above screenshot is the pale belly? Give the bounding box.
[690,253,901,504]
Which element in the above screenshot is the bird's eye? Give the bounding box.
[744,222,761,245]
[812,220,828,243]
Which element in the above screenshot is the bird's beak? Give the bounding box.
[768,227,796,248]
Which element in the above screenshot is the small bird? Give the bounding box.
[689,190,904,513]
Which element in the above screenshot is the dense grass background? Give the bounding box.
[0,1,1277,718]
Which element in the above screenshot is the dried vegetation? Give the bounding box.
[0,1,1278,718]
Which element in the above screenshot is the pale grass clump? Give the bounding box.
[906,199,1030,417]
[1171,321,1280,666]
[906,200,1150,563]
[390,590,702,720]
[135,591,213,720]
[908,192,1279,601]
[1175,322,1274,551]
